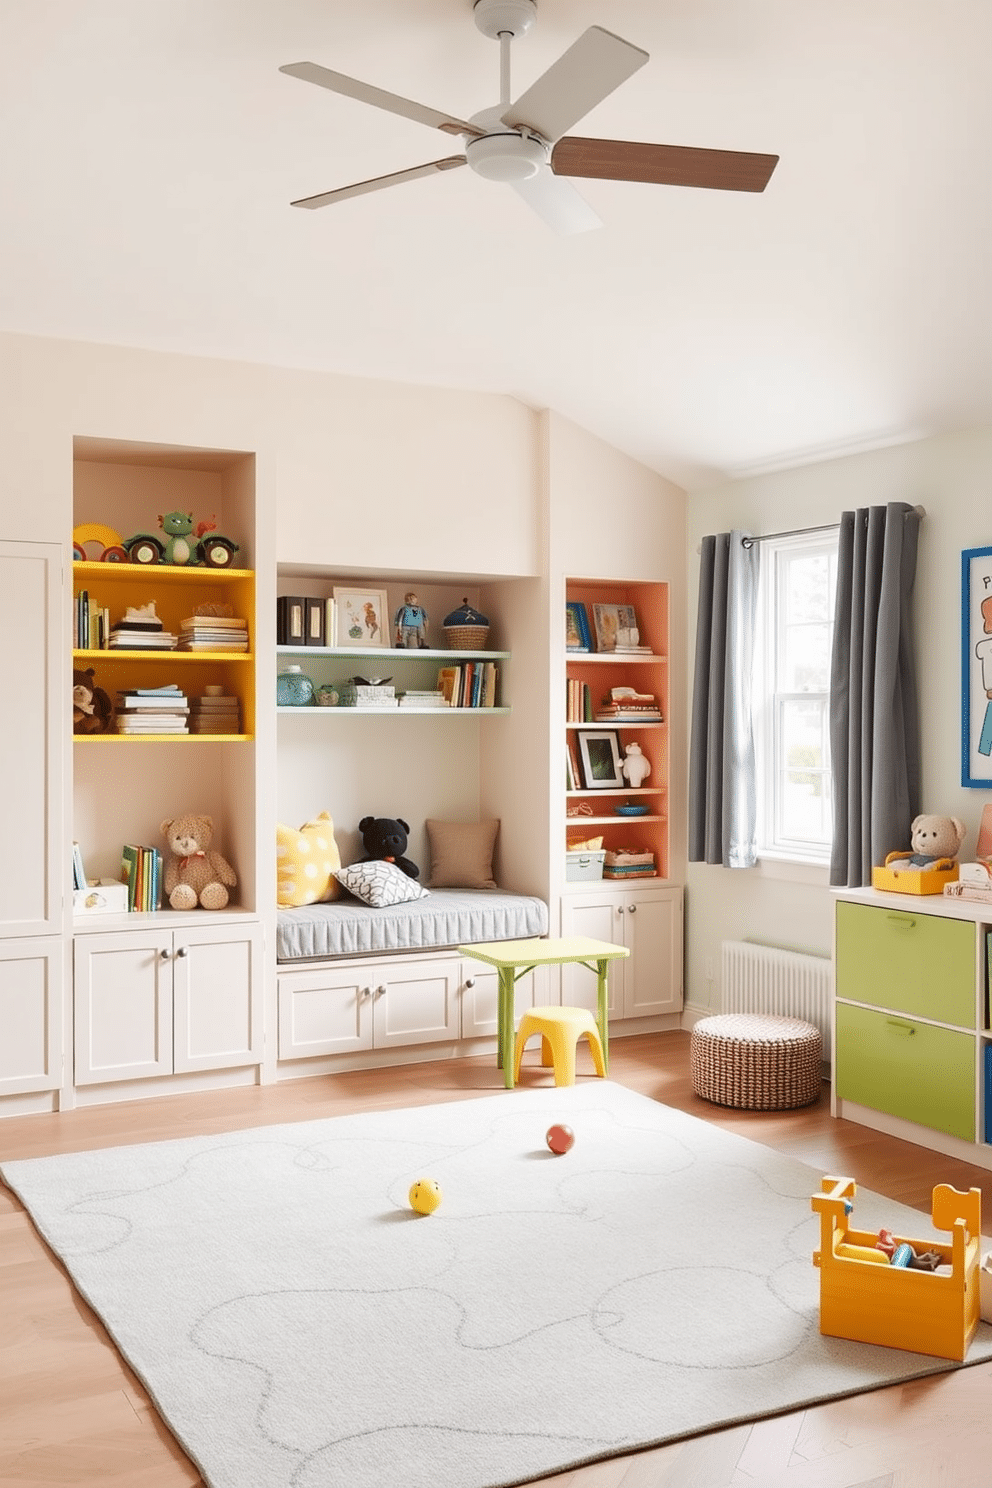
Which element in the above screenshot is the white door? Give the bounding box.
[371,958,460,1048]
[277,964,373,1059]
[0,938,63,1095]
[74,929,172,1084]
[173,920,264,1073]
[0,542,63,938]
[623,887,684,1017]
[560,892,627,1017]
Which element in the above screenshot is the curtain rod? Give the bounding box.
[696,505,926,556]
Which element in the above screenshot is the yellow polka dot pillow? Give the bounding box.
[276,812,342,907]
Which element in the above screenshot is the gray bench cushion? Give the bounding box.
[276,888,549,963]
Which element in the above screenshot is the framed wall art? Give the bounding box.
[577,729,623,789]
[961,545,992,786]
[333,587,389,649]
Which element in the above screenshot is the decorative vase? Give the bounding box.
[277,665,315,706]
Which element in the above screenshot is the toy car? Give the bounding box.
[197,533,240,568]
[123,532,166,564]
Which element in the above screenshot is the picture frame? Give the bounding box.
[962,546,992,786]
[591,602,640,652]
[333,587,389,649]
[577,729,624,789]
[565,600,592,652]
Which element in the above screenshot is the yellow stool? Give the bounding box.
[513,1006,607,1088]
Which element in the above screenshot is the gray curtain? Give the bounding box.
[688,531,760,867]
[829,503,922,886]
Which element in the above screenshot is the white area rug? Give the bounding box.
[4,1082,992,1488]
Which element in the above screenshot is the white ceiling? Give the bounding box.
[2,0,990,491]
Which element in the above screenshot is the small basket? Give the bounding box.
[443,598,490,651]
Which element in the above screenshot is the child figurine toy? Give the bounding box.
[394,593,429,648]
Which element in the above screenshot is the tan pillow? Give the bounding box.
[426,819,499,889]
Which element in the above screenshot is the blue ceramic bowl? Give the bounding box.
[615,803,649,816]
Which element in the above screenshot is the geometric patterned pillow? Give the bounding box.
[276,811,342,907]
[334,859,429,908]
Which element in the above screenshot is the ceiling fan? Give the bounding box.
[280,0,778,235]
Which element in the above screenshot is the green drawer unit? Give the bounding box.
[836,901,975,1027]
[835,1002,975,1141]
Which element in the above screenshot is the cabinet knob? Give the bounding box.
[360,986,372,1000]
[464,977,476,989]
[175,945,188,958]
[628,904,637,914]
[159,948,170,961]
[617,905,625,915]
[375,984,387,997]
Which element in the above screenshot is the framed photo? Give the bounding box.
[333,587,389,649]
[565,600,592,651]
[577,729,623,789]
[962,546,992,786]
[591,602,640,652]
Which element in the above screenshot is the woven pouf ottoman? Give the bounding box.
[690,1013,822,1111]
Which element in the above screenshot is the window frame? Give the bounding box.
[753,528,838,865]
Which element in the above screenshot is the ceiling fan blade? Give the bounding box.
[502,26,648,143]
[279,62,484,139]
[290,156,466,210]
[510,168,602,235]
[552,137,779,193]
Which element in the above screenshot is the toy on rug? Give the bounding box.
[409,1178,443,1215]
[546,1123,575,1155]
[160,813,237,910]
[73,667,113,734]
[358,816,420,880]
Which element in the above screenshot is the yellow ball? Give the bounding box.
[409,1178,443,1215]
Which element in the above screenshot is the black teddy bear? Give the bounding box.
[358,816,420,880]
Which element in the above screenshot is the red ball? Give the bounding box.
[546,1123,575,1155]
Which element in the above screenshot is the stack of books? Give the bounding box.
[108,611,177,649]
[114,685,189,734]
[437,662,498,708]
[398,690,447,708]
[594,686,663,723]
[189,693,242,733]
[603,848,657,881]
[178,615,249,651]
[338,682,398,708]
[74,590,110,650]
[120,844,162,911]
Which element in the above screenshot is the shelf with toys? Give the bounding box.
[564,577,670,887]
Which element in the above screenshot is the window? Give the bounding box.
[753,531,838,862]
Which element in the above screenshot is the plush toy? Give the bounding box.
[157,510,199,565]
[160,814,238,909]
[358,815,420,880]
[73,667,113,734]
[620,741,651,788]
[887,814,966,873]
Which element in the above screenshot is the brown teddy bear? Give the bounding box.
[160,814,237,910]
[73,667,113,734]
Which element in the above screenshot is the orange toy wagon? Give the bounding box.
[811,1175,982,1361]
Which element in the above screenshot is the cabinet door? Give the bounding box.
[371,958,460,1048]
[560,892,626,1017]
[0,542,63,938]
[0,938,63,1095]
[173,921,264,1073]
[277,966,373,1059]
[836,902,975,1026]
[836,1002,975,1141]
[624,887,683,1017]
[74,930,172,1084]
[459,961,546,1039]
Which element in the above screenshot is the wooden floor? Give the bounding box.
[4,1031,992,1487]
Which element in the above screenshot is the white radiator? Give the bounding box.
[720,940,832,1063]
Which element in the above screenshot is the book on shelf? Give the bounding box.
[304,597,325,647]
[398,690,447,708]
[277,595,305,646]
[985,1042,992,1145]
[72,840,88,891]
[943,882,992,903]
[120,844,161,911]
[325,596,336,647]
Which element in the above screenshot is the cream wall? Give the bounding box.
[685,426,992,1014]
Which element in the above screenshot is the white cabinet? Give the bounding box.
[560,885,683,1020]
[278,954,460,1062]
[73,919,263,1085]
[0,938,64,1097]
[459,960,548,1039]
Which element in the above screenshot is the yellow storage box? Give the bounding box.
[871,852,958,895]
